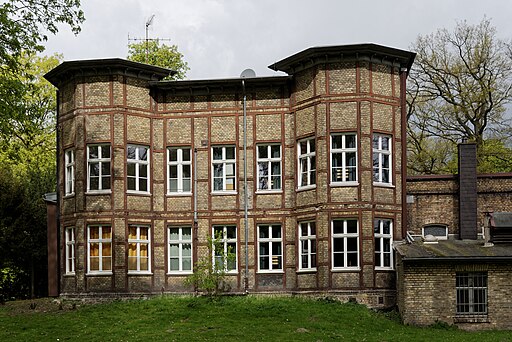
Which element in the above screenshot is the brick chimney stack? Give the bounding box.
[458,142,478,239]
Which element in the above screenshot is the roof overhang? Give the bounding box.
[44,58,174,88]
[269,43,416,75]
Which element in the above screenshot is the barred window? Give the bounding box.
[456,272,488,315]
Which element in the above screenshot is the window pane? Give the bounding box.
[271,145,280,158]
[182,148,191,161]
[102,257,111,271]
[258,146,268,158]
[169,148,178,162]
[182,228,191,240]
[259,226,269,239]
[347,220,357,234]
[310,223,316,235]
[129,227,137,239]
[309,140,315,152]
[170,180,178,193]
[127,163,136,177]
[333,253,343,267]
[183,165,191,178]
[138,147,148,161]
[90,163,99,177]
[128,257,137,270]
[127,146,136,159]
[89,146,98,159]
[182,257,191,271]
[333,238,344,252]
[346,135,356,148]
[347,253,358,267]
[300,141,307,154]
[226,226,236,239]
[169,258,179,271]
[332,135,343,149]
[102,227,111,239]
[183,179,191,192]
[333,220,344,234]
[225,147,235,159]
[169,244,179,257]
[102,176,111,190]
[140,258,148,271]
[169,228,179,240]
[272,226,281,238]
[347,237,358,251]
[213,147,222,160]
[183,243,191,257]
[140,228,148,240]
[101,162,110,176]
[101,146,110,159]
[139,164,148,178]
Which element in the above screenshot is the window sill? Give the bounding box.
[454,315,489,323]
[373,182,395,188]
[167,192,192,197]
[257,270,284,274]
[331,267,360,272]
[256,190,283,194]
[297,269,317,274]
[375,267,394,271]
[86,190,112,195]
[211,191,237,196]
[128,272,153,276]
[86,272,113,276]
[63,193,75,199]
[127,191,151,196]
[330,182,359,187]
[167,271,193,276]
[296,185,316,192]
[63,272,75,277]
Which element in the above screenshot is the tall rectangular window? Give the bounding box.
[456,272,488,315]
[374,219,393,269]
[299,222,316,271]
[87,225,112,273]
[257,144,282,191]
[168,226,192,273]
[64,149,75,195]
[331,133,357,184]
[213,225,237,272]
[65,227,75,275]
[298,138,316,188]
[128,225,150,273]
[332,219,359,269]
[372,134,391,184]
[168,147,192,194]
[212,146,236,192]
[127,145,149,193]
[258,224,282,272]
[87,144,111,192]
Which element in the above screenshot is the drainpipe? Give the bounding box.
[242,80,249,293]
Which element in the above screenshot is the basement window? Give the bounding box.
[422,225,448,240]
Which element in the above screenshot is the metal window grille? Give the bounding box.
[456,272,488,315]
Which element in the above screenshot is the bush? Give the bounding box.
[0,266,28,303]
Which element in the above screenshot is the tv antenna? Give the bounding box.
[127,14,172,63]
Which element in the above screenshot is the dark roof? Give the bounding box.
[44,58,174,87]
[269,43,416,75]
[395,239,512,261]
[490,212,512,228]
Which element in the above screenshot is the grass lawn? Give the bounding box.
[1,296,511,341]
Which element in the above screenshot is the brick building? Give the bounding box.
[44,44,415,306]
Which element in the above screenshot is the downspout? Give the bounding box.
[193,148,198,291]
[400,68,408,240]
[242,80,249,293]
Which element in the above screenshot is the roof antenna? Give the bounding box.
[145,14,155,62]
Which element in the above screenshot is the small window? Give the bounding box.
[65,227,75,275]
[298,137,316,188]
[456,272,487,316]
[299,222,316,271]
[374,219,393,269]
[422,225,448,240]
[64,149,75,196]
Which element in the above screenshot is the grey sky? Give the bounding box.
[44,0,512,80]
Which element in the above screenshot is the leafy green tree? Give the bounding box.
[407,18,512,174]
[127,40,189,80]
[0,0,84,71]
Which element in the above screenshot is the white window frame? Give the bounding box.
[257,144,282,192]
[212,225,237,273]
[87,144,111,193]
[87,225,112,274]
[298,222,316,271]
[374,219,394,270]
[168,226,193,274]
[167,147,192,195]
[64,149,75,196]
[128,225,151,274]
[372,134,392,185]
[298,137,316,189]
[456,272,488,316]
[65,227,75,275]
[127,144,150,193]
[330,133,358,185]
[331,219,359,270]
[257,224,283,273]
[422,225,448,240]
[212,146,236,193]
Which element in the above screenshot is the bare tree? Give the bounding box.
[407,18,512,173]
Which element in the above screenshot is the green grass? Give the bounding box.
[1,296,511,341]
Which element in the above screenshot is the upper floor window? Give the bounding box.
[168,147,191,194]
[213,225,237,272]
[65,227,75,275]
[374,219,393,269]
[64,149,75,195]
[332,219,359,270]
[422,225,448,240]
[299,221,316,271]
[87,144,111,192]
[212,146,236,192]
[168,226,192,274]
[331,133,357,184]
[128,225,151,273]
[298,138,316,188]
[257,144,282,191]
[258,224,283,272]
[372,134,392,185]
[127,145,149,193]
[87,225,112,274]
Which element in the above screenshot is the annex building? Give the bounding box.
[44,43,512,330]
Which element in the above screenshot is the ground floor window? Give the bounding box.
[299,222,316,270]
[87,225,112,273]
[168,226,192,273]
[456,272,488,315]
[128,225,150,273]
[65,227,75,274]
[213,225,237,272]
[258,224,282,272]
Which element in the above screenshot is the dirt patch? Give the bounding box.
[1,298,82,315]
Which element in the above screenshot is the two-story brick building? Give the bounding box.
[44,43,415,307]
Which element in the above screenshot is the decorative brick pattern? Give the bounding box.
[329,63,357,94]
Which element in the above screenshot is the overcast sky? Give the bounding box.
[44,0,512,80]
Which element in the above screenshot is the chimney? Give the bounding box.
[458,142,477,239]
